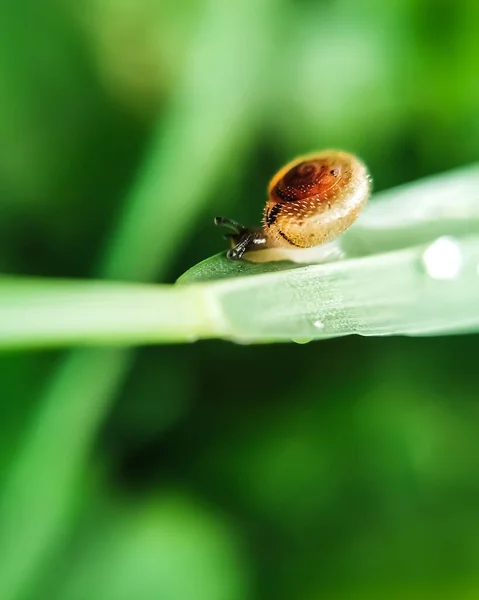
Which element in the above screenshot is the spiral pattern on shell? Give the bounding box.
[263,150,371,249]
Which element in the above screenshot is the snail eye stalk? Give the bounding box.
[213,217,245,233]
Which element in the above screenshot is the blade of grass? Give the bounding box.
[0,0,275,598]
[1,232,479,350]
[0,279,222,348]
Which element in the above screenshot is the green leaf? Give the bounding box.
[175,163,479,341]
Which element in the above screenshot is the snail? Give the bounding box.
[215,150,371,261]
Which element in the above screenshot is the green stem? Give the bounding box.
[0,280,219,349]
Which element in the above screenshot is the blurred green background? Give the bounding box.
[1,0,479,599]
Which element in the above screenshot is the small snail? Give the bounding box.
[215,150,371,260]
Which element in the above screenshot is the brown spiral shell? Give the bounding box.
[263,150,371,248]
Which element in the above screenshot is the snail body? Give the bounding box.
[215,150,371,260]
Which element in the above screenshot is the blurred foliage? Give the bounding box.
[0,0,479,599]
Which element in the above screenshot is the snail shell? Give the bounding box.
[263,150,371,248]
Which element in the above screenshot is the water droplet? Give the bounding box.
[313,319,325,329]
[291,337,313,345]
[421,236,462,280]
